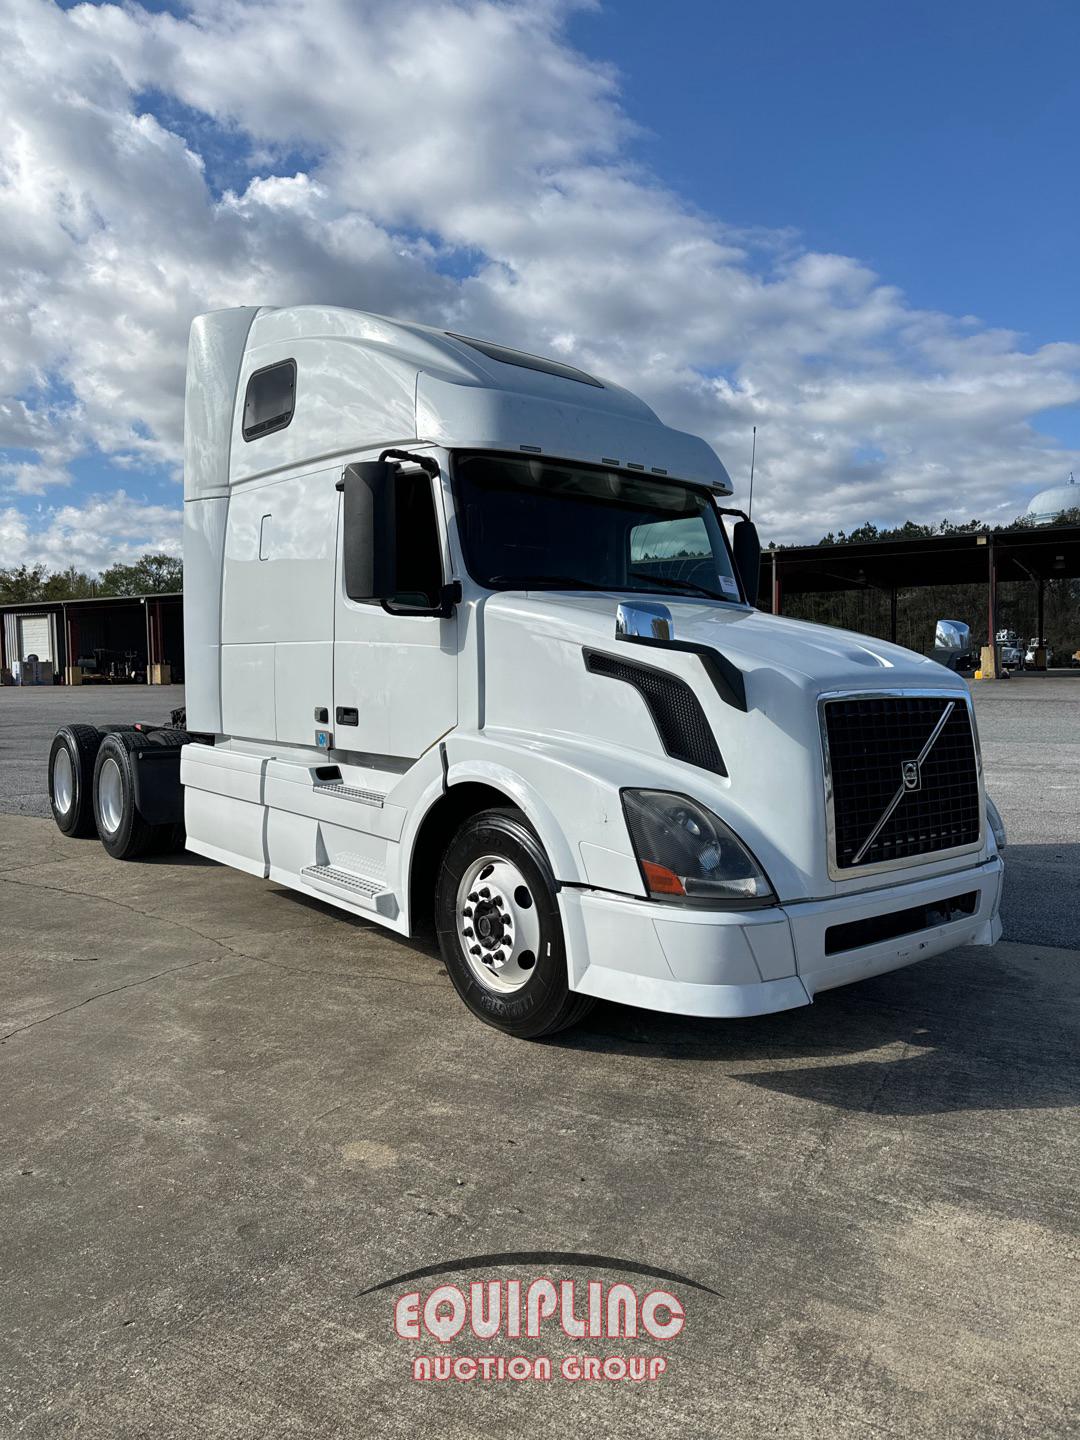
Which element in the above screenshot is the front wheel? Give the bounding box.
[435,808,595,1039]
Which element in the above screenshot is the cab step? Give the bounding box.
[300,864,398,918]
[311,781,385,808]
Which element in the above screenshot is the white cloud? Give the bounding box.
[2,491,181,573]
[1,460,73,496]
[0,0,1077,561]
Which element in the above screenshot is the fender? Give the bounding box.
[442,757,581,886]
[439,729,667,891]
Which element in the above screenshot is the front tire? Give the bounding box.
[435,808,595,1039]
[49,725,102,837]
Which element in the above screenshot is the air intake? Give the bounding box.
[584,649,726,776]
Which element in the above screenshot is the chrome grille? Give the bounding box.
[823,694,981,874]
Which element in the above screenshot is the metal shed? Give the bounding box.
[757,523,1080,655]
[0,593,184,685]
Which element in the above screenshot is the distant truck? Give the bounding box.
[994,628,1022,669]
[47,306,1005,1037]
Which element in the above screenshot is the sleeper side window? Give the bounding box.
[242,359,297,441]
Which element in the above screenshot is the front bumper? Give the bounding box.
[560,856,1004,1018]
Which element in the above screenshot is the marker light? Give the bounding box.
[622,790,776,909]
[986,794,1007,851]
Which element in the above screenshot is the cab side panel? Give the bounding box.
[220,468,338,745]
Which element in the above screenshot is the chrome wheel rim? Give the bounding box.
[455,854,541,994]
[97,756,124,834]
[52,748,74,814]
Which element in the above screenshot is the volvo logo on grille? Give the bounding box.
[901,759,921,791]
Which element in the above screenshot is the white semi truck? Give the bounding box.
[47,305,1006,1037]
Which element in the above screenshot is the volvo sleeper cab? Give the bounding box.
[47,306,1005,1038]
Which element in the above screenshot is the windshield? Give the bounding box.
[452,453,743,602]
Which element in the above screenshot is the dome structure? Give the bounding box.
[1027,472,1079,525]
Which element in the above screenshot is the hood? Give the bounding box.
[487,591,959,699]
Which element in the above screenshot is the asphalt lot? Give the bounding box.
[0,684,186,819]
[1,675,1078,1437]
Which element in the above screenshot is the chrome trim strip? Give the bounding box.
[818,687,985,882]
[849,786,907,870]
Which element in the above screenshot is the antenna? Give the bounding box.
[747,426,757,521]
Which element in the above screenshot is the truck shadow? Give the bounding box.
[561,941,1080,1114]
[273,888,443,959]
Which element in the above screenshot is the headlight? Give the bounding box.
[986,794,1007,851]
[622,789,777,908]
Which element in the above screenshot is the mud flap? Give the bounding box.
[129,746,184,826]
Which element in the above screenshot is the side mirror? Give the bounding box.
[340,461,396,602]
[732,519,761,604]
[935,619,970,652]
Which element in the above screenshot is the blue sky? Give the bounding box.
[573,0,1079,353]
[573,0,1080,454]
[3,0,1079,570]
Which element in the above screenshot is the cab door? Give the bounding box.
[332,461,458,762]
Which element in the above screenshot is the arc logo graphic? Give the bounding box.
[360,1250,718,1384]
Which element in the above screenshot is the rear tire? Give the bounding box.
[49,725,102,837]
[435,808,595,1039]
[93,732,162,860]
[145,729,189,749]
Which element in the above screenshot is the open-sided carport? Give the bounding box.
[757,522,1080,660]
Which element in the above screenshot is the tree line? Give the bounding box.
[0,554,183,606]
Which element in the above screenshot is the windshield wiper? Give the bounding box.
[488,573,614,591]
[628,571,726,601]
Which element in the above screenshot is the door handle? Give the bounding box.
[336,706,359,726]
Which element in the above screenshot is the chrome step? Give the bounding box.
[312,782,385,808]
[300,864,398,918]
